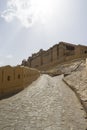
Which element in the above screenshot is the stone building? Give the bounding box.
[0,65,40,99]
[22,41,87,70]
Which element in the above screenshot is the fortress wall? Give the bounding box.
[27,59,31,67]
[63,43,76,61]
[0,66,40,99]
[52,45,59,61]
[22,67,40,87]
[23,42,87,70]
[0,68,2,97]
[39,42,87,70]
[23,67,33,86]
[31,56,41,68]
[65,55,76,61]
[74,45,87,59]
[75,45,81,58]
[1,66,24,96]
[79,45,87,57]
[58,42,65,62]
[2,66,15,95]
[23,67,30,86]
[42,48,52,65]
[29,68,40,83]
[13,66,24,90]
[59,42,85,62]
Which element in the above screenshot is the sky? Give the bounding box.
[0,0,87,66]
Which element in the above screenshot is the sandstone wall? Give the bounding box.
[0,66,40,99]
[42,48,52,65]
[52,45,59,61]
[79,45,87,57]
[22,42,87,70]
[31,56,41,68]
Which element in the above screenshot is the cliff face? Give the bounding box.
[22,41,87,70]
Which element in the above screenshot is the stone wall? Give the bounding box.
[79,45,87,57]
[42,48,52,65]
[31,55,41,68]
[22,42,87,70]
[0,65,40,99]
[52,44,59,61]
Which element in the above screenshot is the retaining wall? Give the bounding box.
[0,65,40,99]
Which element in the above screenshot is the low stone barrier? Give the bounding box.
[0,65,40,99]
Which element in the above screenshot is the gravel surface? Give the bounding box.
[0,74,87,130]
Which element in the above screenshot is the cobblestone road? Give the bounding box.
[0,75,87,130]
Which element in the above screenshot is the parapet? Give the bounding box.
[0,65,40,99]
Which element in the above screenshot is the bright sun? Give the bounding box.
[31,0,54,20]
[30,0,65,24]
[1,0,66,27]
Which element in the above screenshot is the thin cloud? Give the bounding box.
[6,54,13,59]
[0,0,38,28]
[0,0,53,28]
[1,9,16,22]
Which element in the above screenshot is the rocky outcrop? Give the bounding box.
[63,67,87,113]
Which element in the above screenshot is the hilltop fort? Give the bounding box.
[22,41,87,70]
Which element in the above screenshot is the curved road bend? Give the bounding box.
[0,75,87,130]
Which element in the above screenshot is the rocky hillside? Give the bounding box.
[63,64,87,113]
[42,59,85,76]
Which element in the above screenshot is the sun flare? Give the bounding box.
[31,0,54,20]
[1,0,66,27]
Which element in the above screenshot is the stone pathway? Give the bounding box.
[0,75,87,130]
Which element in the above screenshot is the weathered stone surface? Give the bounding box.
[0,66,40,99]
[44,59,85,77]
[63,67,87,113]
[0,75,87,130]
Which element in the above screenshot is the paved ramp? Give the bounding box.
[0,75,87,130]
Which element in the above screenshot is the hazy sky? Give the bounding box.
[0,0,87,66]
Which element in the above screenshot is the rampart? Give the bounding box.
[22,42,87,70]
[0,65,40,99]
